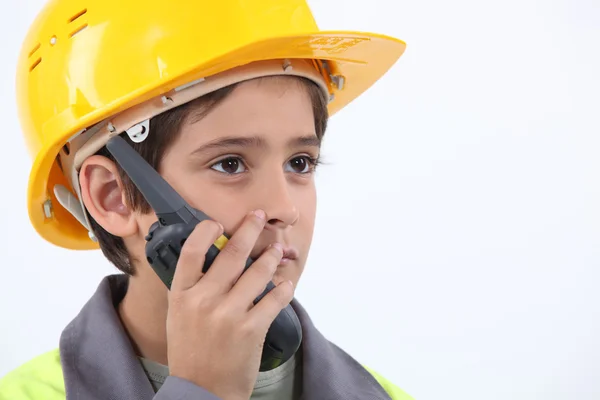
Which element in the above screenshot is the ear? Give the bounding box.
[79,155,138,238]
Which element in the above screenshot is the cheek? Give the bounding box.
[137,211,160,238]
[164,174,249,231]
[198,195,248,232]
[295,185,317,238]
[301,188,317,222]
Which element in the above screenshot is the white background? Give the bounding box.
[1,0,599,399]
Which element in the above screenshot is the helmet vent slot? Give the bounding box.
[68,9,87,23]
[69,24,88,38]
[28,43,41,58]
[29,57,42,72]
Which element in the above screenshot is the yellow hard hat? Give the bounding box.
[17,0,406,250]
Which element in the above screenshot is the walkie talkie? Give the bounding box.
[105,134,302,371]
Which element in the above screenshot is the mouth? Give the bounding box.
[251,245,298,265]
[280,247,299,265]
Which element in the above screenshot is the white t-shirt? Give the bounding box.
[139,351,303,400]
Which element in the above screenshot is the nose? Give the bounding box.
[259,174,299,230]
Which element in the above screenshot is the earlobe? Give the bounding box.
[79,155,138,238]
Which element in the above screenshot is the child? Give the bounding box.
[1,0,412,399]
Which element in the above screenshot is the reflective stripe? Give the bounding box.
[364,366,415,400]
[0,350,64,400]
[0,349,412,400]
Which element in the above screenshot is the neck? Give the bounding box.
[117,271,170,365]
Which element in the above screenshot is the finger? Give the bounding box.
[170,220,224,292]
[227,243,283,310]
[247,279,295,329]
[202,210,266,290]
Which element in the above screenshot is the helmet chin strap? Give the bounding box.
[53,185,96,241]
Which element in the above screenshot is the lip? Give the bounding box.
[282,247,299,260]
[279,247,299,265]
[250,244,298,265]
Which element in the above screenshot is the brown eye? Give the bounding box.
[285,156,316,174]
[211,157,246,174]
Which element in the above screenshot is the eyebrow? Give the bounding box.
[189,135,321,156]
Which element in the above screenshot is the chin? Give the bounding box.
[274,262,303,288]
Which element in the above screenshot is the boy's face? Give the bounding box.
[135,77,319,288]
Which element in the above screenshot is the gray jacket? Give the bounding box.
[57,274,403,399]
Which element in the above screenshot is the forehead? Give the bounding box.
[177,77,317,146]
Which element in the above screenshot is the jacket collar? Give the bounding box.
[59,274,391,399]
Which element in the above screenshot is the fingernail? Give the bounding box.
[272,243,283,254]
[253,209,266,220]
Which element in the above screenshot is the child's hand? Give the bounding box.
[165,210,294,400]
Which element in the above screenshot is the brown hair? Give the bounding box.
[86,76,329,274]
